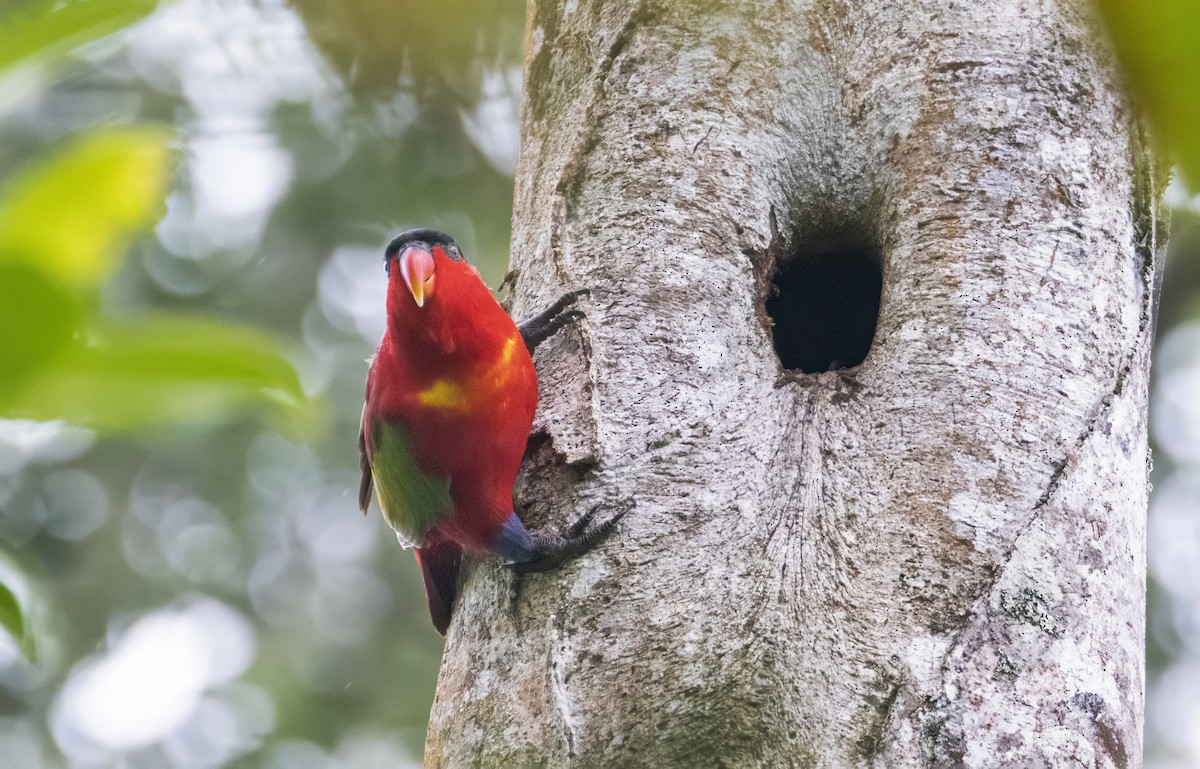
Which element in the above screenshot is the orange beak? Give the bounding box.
[399,245,435,307]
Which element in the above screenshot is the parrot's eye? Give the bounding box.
[445,244,463,262]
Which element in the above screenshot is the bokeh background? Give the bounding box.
[0,1,1197,767]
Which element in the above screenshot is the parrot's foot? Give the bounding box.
[504,499,632,575]
[518,289,590,354]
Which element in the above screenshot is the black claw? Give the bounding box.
[558,308,586,325]
[503,499,633,575]
[585,501,631,542]
[518,289,590,354]
[565,503,602,539]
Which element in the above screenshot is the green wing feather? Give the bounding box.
[363,416,452,547]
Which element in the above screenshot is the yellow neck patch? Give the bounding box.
[415,336,520,413]
[416,379,468,410]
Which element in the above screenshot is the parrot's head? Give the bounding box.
[383,228,471,309]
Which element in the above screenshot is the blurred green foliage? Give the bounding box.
[0,128,172,290]
[7,315,315,434]
[0,0,157,75]
[1096,0,1200,187]
[0,1,314,661]
[0,128,172,402]
[291,0,523,96]
[0,581,33,662]
[0,122,313,436]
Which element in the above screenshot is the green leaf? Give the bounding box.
[5,315,320,436]
[1095,0,1200,186]
[0,581,34,662]
[0,126,174,292]
[0,263,78,398]
[0,0,159,77]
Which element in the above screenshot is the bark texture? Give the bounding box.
[426,0,1159,766]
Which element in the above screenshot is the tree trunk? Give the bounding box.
[426,0,1160,766]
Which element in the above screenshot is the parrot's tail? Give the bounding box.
[414,534,464,636]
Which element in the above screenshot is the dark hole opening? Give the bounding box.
[766,243,882,373]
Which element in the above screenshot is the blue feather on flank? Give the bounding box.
[491,512,534,563]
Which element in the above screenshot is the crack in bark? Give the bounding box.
[745,390,817,631]
[1028,156,1156,519]
[915,332,1146,765]
[1130,115,1167,324]
[856,657,904,760]
[971,124,1161,604]
[935,109,1160,652]
[549,634,579,764]
[912,206,1155,762]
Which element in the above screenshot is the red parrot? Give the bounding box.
[359,229,624,635]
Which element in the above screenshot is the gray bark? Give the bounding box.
[426,0,1160,766]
